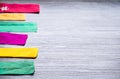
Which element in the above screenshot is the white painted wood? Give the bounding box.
[0,1,120,79]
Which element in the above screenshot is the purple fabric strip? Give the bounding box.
[0,32,28,45]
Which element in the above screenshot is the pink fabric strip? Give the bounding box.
[0,32,28,45]
[0,3,40,13]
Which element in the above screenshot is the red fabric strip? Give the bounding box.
[0,3,40,13]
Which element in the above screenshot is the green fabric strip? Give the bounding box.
[0,21,37,32]
[0,61,34,75]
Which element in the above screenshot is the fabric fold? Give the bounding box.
[0,21,37,32]
[0,3,40,13]
[0,13,26,21]
[0,48,38,58]
[0,61,34,75]
[0,32,28,45]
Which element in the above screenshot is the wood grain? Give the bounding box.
[0,1,120,79]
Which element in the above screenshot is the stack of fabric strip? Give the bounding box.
[0,3,40,75]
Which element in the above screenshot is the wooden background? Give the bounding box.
[0,0,120,79]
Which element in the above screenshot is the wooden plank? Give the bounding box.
[0,1,120,79]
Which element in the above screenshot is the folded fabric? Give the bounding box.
[0,21,37,32]
[0,3,40,13]
[0,61,34,75]
[0,32,28,45]
[0,48,38,58]
[0,13,26,21]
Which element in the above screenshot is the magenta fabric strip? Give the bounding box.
[0,32,28,45]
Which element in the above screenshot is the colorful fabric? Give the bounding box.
[0,3,40,13]
[0,48,38,58]
[0,21,37,32]
[0,61,34,75]
[0,32,28,45]
[0,13,26,21]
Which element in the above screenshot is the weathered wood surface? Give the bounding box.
[0,1,120,79]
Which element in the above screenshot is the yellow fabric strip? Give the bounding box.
[0,48,38,58]
[0,13,26,21]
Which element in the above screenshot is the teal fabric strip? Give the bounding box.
[0,21,37,32]
[0,61,35,75]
